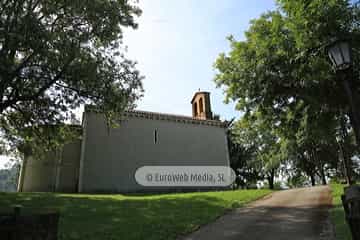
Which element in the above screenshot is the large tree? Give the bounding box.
[214,0,360,183]
[231,110,285,189]
[0,0,143,151]
[227,122,262,189]
[214,0,357,117]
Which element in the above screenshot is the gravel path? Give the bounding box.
[180,186,334,240]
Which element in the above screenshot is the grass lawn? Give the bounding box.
[0,189,272,240]
[330,183,352,240]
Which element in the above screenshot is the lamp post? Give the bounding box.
[327,39,360,147]
[327,39,360,240]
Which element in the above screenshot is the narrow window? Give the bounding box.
[193,102,198,116]
[154,129,158,144]
[199,98,204,113]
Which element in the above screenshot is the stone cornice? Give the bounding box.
[123,110,227,127]
[85,106,227,128]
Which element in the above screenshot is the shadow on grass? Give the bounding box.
[330,183,352,240]
[0,192,235,240]
[0,189,334,240]
[331,204,352,240]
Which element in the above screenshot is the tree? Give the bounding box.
[336,113,359,184]
[214,1,357,119]
[0,1,143,152]
[227,122,262,189]
[231,110,284,190]
[214,0,360,184]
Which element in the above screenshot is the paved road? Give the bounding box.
[180,186,334,240]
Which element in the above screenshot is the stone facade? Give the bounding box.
[18,140,81,192]
[19,91,230,193]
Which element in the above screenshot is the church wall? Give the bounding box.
[21,152,58,192]
[79,112,230,193]
[20,140,81,192]
[56,140,81,192]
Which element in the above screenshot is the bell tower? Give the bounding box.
[191,91,213,120]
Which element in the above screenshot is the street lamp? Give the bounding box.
[327,40,352,71]
[327,40,360,178]
[327,39,360,240]
[326,39,360,147]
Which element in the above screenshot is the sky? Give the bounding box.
[0,0,277,169]
[123,0,276,118]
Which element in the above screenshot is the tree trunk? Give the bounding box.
[341,72,360,147]
[338,140,352,185]
[320,167,327,185]
[310,174,316,186]
[318,159,327,185]
[339,114,354,185]
[311,147,327,185]
[267,169,275,190]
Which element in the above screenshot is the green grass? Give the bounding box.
[330,183,352,240]
[0,189,272,240]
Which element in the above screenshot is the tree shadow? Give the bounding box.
[0,192,233,240]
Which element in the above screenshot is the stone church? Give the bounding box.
[17,91,230,193]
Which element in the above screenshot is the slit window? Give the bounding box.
[193,102,198,116]
[199,98,204,113]
[154,129,158,144]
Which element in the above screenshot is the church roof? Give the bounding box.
[124,110,227,127]
[190,91,210,103]
[85,106,227,128]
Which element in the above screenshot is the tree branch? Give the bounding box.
[0,58,74,112]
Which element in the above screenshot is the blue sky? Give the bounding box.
[124,0,276,120]
[0,1,276,168]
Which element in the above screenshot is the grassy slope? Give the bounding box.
[0,189,272,240]
[330,183,352,240]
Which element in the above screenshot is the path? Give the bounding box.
[180,186,334,240]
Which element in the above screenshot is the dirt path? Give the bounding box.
[180,186,334,240]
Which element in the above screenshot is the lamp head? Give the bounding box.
[327,39,351,71]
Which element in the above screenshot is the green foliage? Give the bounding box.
[230,110,286,189]
[227,125,262,188]
[214,0,359,116]
[261,181,283,190]
[0,0,144,152]
[215,0,360,185]
[286,172,308,188]
[0,189,272,240]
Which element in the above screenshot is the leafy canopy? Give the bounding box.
[214,0,359,116]
[215,0,360,185]
[0,0,143,151]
